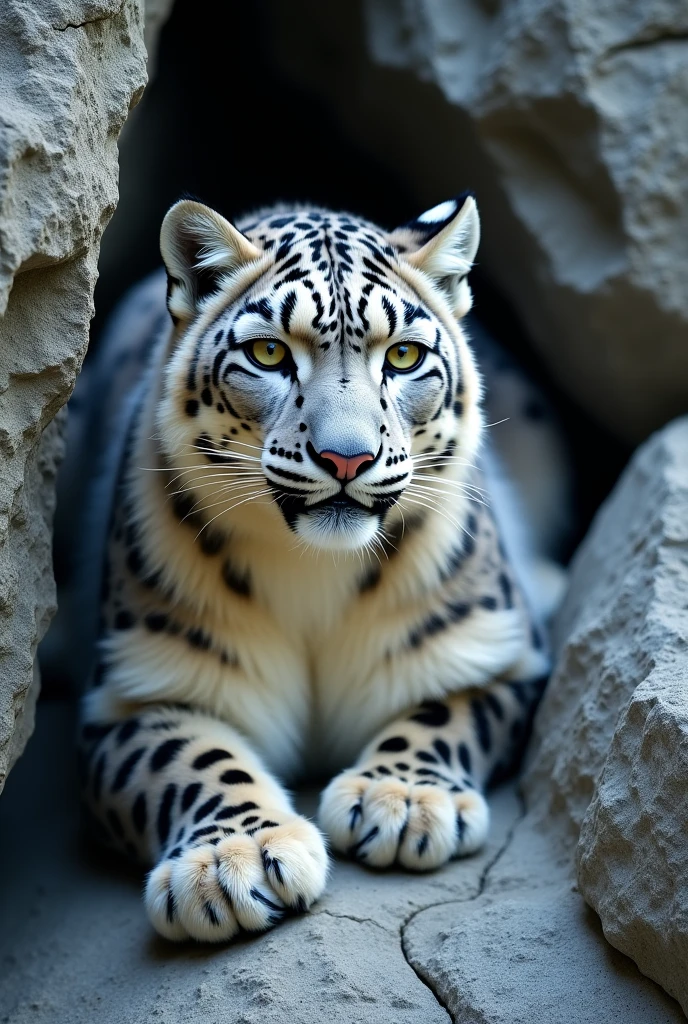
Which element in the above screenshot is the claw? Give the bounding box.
[348,825,379,857]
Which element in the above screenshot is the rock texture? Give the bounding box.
[270,0,688,441]
[0,3,152,795]
[573,419,688,1013]
[365,0,688,441]
[523,419,688,847]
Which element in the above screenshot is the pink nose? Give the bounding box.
[319,450,375,481]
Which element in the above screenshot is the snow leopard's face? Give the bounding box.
[158,196,483,552]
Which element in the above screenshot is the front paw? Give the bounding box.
[145,817,329,942]
[319,771,489,870]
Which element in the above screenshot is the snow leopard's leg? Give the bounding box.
[79,703,328,941]
[319,674,545,870]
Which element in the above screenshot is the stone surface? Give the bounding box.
[0,703,682,1023]
[270,0,688,442]
[523,418,688,852]
[573,420,688,1013]
[404,892,682,1024]
[0,1,158,795]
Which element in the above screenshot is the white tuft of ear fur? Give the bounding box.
[160,200,262,327]
[390,194,481,319]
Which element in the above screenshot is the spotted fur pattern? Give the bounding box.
[73,194,558,942]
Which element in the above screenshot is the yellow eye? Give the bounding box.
[384,342,424,372]
[248,339,288,368]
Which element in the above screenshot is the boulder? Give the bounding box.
[575,420,688,1013]
[0,1,148,794]
[522,419,688,849]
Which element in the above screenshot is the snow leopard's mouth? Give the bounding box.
[269,486,398,550]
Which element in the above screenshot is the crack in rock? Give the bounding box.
[314,908,393,934]
[398,791,526,1022]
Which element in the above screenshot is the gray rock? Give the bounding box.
[575,421,688,1013]
[270,0,688,441]
[404,892,683,1024]
[523,419,688,855]
[0,2,162,794]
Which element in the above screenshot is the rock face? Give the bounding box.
[0,1,147,794]
[574,419,688,1014]
[364,0,688,441]
[523,419,688,849]
[270,0,688,441]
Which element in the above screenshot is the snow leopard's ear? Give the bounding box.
[389,193,480,319]
[160,200,262,327]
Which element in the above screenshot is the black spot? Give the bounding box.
[378,736,409,753]
[145,612,168,632]
[219,769,254,785]
[222,560,251,597]
[359,566,382,593]
[192,748,234,770]
[295,395,304,408]
[453,400,463,416]
[415,750,439,764]
[126,547,144,576]
[111,747,146,793]
[498,572,514,609]
[417,833,429,856]
[376,765,392,775]
[199,530,224,556]
[132,792,147,834]
[485,693,505,720]
[114,610,135,631]
[458,743,472,776]
[410,701,450,728]
[479,596,498,611]
[150,737,188,772]
[193,794,223,823]
[280,289,298,334]
[201,387,212,407]
[395,762,410,772]
[471,699,492,754]
[181,782,202,811]
[185,399,199,417]
[157,783,177,846]
[215,801,258,820]
[187,627,212,650]
[189,824,218,842]
[432,738,451,765]
[241,815,259,827]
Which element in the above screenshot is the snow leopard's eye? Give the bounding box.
[246,339,289,369]
[384,342,425,373]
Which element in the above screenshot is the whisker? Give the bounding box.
[193,489,273,539]
[407,483,490,509]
